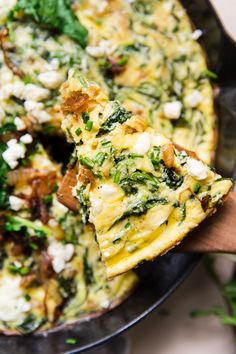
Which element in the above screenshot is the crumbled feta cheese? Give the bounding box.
[23,84,50,101]
[0,276,31,322]
[2,139,25,169]
[99,184,118,197]
[45,58,60,71]
[86,40,116,58]
[186,157,208,180]
[20,134,33,144]
[163,101,182,119]
[14,117,26,131]
[9,195,26,211]
[48,219,58,228]
[133,132,151,154]
[185,90,203,108]
[31,109,52,124]
[38,71,64,89]
[7,138,17,147]
[48,241,74,273]
[103,251,111,259]
[191,29,203,40]
[24,100,44,112]
[12,81,25,98]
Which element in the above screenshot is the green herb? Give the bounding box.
[85,119,93,131]
[79,156,95,170]
[43,194,53,205]
[10,0,88,48]
[101,139,112,147]
[150,146,161,168]
[97,101,132,136]
[202,69,218,80]
[82,112,90,123]
[66,338,77,345]
[5,215,51,237]
[75,127,82,136]
[24,294,31,301]
[193,183,201,193]
[117,56,129,66]
[94,152,107,166]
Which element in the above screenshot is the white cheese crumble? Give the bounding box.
[38,71,64,89]
[163,101,182,119]
[20,134,33,144]
[9,195,26,211]
[2,139,25,169]
[48,241,74,273]
[0,276,31,322]
[186,157,208,180]
[86,40,116,58]
[14,117,26,131]
[133,132,151,155]
[99,184,118,197]
[24,100,51,123]
[185,90,203,108]
[23,84,50,101]
[191,29,203,40]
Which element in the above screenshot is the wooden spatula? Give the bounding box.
[57,170,236,254]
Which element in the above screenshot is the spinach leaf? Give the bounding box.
[11,0,88,48]
[77,186,90,223]
[5,215,51,237]
[161,165,184,190]
[111,195,168,228]
[17,314,46,334]
[0,141,10,208]
[58,276,77,298]
[97,101,132,136]
[83,248,94,285]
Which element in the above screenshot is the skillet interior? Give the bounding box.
[0,1,236,353]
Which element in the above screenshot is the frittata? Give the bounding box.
[0,0,221,335]
[60,72,232,278]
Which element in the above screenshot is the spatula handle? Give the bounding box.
[177,192,236,253]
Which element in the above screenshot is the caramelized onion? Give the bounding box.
[162,143,175,168]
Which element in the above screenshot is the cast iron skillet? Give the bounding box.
[1,1,236,353]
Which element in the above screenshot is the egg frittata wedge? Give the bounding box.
[61,72,232,278]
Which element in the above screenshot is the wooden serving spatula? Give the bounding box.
[57,169,236,254]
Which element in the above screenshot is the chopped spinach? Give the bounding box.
[10,0,88,48]
[97,101,132,136]
[0,142,10,208]
[83,248,94,285]
[58,276,77,298]
[137,82,162,100]
[161,165,184,190]
[17,314,46,334]
[111,195,168,228]
[77,186,90,223]
[5,215,51,237]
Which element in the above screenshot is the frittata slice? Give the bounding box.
[61,72,232,278]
